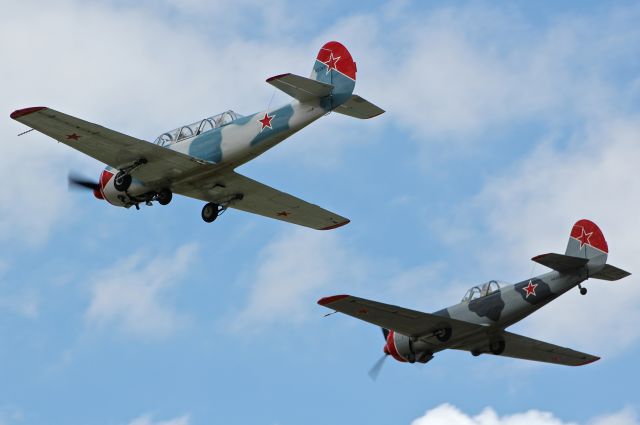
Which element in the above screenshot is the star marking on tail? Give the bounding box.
[276,211,290,217]
[323,52,341,74]
[258,112,274,131]
[522,280,538,298]
[575,227,593,250]
[66,133,81,141]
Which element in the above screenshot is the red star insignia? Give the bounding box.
[323,52,341,74]
[276,211,289,217]
[258,112,274,131]
[358,308,368,314]
[66,133,81,141]
[522,280,538,298]
[575,227,593,250]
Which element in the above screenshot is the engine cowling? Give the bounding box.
[385,330,434,364]
[97,169,151,207]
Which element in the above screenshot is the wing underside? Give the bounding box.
[318,294,600,366]
[173,171,350,230]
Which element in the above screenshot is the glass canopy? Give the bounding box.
[461,280,504,303]
[153,110,241,147]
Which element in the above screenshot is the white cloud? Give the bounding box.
[411,404,638,425]
[127,414,189,425]
[85,244,197,338]
[228,228,365,333]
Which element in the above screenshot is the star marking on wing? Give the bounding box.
[522,280,538,299]
[575,227,593,250]
[323,52,341,74]
[358,308,368,314]
[66,133,81,141]
[276,211,290,217]
[258,112,274,131]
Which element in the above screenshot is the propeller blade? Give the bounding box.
[68,173,100,191]
[368,353,388,381]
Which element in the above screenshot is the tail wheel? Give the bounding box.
[114,171,132,191]
[202,202,220,223]
[157,188,173,205]
[489,339,505,355]
[435,327,452,342]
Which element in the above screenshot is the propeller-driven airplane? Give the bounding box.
[10,41,383,229]
[318,219,630,377]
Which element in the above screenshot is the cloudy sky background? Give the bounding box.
[1,0,639,424]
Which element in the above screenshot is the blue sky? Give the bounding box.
[2,1,640,424]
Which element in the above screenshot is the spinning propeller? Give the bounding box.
[368,328,391,381]
[68,173,100,191]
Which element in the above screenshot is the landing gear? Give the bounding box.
[114,171,132,191]
[489,339,506,355]
[471,349,481,357]
[202,202,222,223]
[156,188,173,205]
[578,284,587,296]
[435,327,452,343]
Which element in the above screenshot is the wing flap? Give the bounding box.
[173,171,349,230]
[11,106,207,184]
[334,94,385,119]
[531,253,588,272]
[266,73,334,102]
[317,294,483,339]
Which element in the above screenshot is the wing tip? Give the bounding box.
[320,219,350,231]
[266,73,292,82]
[10,106,47,120]
[317,294,350,306]
[575,356,601,366]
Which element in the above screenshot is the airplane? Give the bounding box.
[10,41,383,230]
[318,219,631,376]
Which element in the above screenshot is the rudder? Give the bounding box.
[310,41,356,108]
[565,219,608,266]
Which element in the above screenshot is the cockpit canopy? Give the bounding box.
[461,280,506,303]
[153,110,242,147]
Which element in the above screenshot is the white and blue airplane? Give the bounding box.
[11,41,383,229]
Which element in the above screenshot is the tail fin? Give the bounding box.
[532,219,630,280]
[311,41,356,108]
[565,219,608,267]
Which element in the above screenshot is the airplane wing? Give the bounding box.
[319,294,600,366]
[456,331,600,366]
[317,294,484,339]
[10,106,210,185]
[173,171,350,230]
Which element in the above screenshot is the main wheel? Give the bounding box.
[157,188,173,205]
[489,339,505,355]
[114,172,132,191]
[580,287,588,296]
[201,202,220,223]
[435,327,452,342]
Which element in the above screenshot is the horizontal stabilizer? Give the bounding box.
[531,253,588,272]
[266,73,333,102]
[334,94,385,119]
[591,264,631,281]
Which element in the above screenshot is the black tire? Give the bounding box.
[580,287,588,296]
[471,350,481,357]
[114,172,132,191]
[435,327,452,343]
[157,188,172,205]
[201,202,219,223]
[489,339,505,355]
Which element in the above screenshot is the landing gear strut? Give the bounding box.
[202,202,223,223]
[578,284,587,296]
